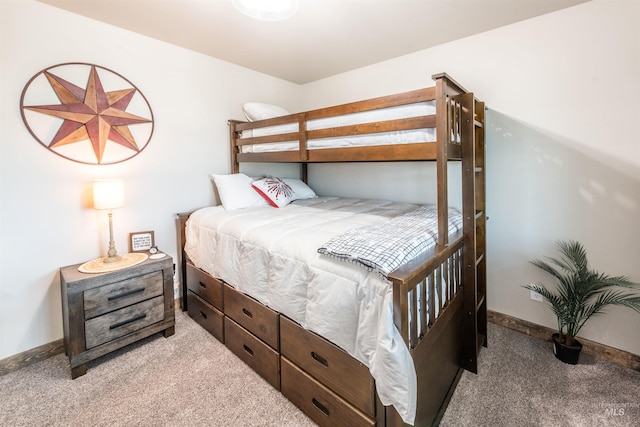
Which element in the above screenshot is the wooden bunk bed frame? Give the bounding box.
[177,73,486,427]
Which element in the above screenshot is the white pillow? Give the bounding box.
[252,176,294,208]
[242,102,290,122]
[282,178,317,200]
[211,173,269,210]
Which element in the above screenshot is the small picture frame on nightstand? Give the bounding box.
[129,231,155,252]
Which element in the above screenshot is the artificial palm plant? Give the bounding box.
[524,240,640,349]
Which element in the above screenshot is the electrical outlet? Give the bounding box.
[530,289,543,302]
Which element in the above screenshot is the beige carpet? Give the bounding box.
[2,311,639,426]
[441,323,640,427]
[0,310,315,427]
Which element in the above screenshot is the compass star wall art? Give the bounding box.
[20,63,154,165]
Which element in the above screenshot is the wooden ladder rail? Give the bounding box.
[459,93,487,374]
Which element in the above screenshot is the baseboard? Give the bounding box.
[4,309,637,376]
[1,303,184,376]
[0,339,64,376]
[488,310,640,371]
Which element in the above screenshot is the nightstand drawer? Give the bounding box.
[187,291,224,342]
[85,295,165,349]
[84,271,163,319]
[281,357,375,427]
[186,263,223,310]
[224,317,280,390]
[224,283,279,350]
[280,316,374,416]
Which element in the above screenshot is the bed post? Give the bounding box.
[433,76,449,248]
[176,212,191,311]
[229,119,241,173]
[432,73,487,375]
[297,113,309,182]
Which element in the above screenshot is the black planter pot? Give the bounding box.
[552,333,582,364]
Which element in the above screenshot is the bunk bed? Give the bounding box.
[177,73,487,427]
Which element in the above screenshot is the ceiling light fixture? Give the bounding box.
[232,0,299,21]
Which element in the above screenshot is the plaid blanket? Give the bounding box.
[318,205,462,276]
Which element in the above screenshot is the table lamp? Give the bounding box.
[93,179,124,263]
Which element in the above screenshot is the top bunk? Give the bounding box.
[229,73,484,170]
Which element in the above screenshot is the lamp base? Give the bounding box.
[102,255,122,263]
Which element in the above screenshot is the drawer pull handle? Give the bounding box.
[199,311,207,320]
[109,314,146,330]
[312,398,330,417]
[242,308,253,318]
[243,345,254,356]
[311,351,329,368]
[199,281,207,289]
[108,287,145,301]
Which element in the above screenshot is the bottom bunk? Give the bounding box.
[177,201,467,426]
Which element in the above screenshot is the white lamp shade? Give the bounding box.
[93,179,124,210]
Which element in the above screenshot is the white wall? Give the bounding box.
[2,0,639,361]
[0,0,300,359]
[299,0,640,355]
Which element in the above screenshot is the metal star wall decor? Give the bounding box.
[20,63,154,165]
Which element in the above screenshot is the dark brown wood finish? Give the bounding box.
[229,120,240,174]
[434,77,450,247]
[224,284,279,350]
[187,291,224,342]
[177,212,191,311]
[281,357,375,427]
[306,87,436,119]
[460,91,479,374]
[225,317,281,389]
[474,99,488,358]
[488,310,640,372]
[187,264,223,310]
[60,253,175,378]
[412,293,464,427]
[184,262,225,341]
[229,84,441,166]
[280,316,375,416]
[0,339,64,376]
[183,72,487,426]
[460,92,488,374]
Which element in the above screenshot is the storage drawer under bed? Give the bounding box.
[281,357,375,427]
[186,263,223,310]
[224,317,280,390]
[280,316,375,417]
[187,291,224,342]
[223,284,279,350]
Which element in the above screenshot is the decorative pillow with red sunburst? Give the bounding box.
[252,176,295,207]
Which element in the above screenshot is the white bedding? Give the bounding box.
[185,197,449,425]
[240,102,437,153]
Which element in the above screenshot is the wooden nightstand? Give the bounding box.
[60,253,175,379]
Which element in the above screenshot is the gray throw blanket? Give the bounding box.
[318,205,462,276]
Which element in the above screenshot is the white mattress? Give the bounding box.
[240,102,436,153]
[186,197,427,423]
